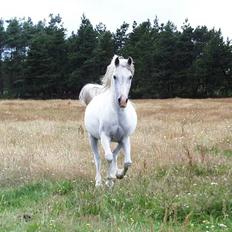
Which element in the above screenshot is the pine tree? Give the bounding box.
[113,22,129,54]
[94,23,114,75]
[66,15,97,96]
[25,15,66,98]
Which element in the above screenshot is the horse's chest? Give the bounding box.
[103,117,128,142]
[99,108,135,142]
[109,125,125,142]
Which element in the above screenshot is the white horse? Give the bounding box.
[79,55,137,187]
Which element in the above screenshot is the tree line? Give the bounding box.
[0,14,231,99]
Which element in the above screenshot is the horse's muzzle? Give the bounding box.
[118,96,128,108]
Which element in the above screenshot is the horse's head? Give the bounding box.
[112,56,134,108]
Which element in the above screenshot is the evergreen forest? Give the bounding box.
[0,14,231,99]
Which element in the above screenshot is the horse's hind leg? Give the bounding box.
[100,133,115,187]
[89,134,101,187]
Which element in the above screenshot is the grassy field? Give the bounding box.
[0,98,231,231]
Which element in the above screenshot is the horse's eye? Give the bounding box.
[129,75,132,80]
[113,75,117,80]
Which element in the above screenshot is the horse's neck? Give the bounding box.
[107,87,119,110]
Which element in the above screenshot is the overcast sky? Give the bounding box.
[1,0,231,39]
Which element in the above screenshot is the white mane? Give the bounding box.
[79,55,135,105]
[101,55,135,89]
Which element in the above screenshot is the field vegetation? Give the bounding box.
[0,99,231,231]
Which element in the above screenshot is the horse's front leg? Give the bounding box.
[122,136,132,166]
[117,136,132,178]
[112,143,122,178]
[100,133,113,162]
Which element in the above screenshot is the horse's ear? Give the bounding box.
[115,56,120,66]
[128,57,133,66]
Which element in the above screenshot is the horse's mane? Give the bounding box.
[79,55,135,105]
[101,55,135,89]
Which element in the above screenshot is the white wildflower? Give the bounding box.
[218,223,227,228]
[210,182,218,185]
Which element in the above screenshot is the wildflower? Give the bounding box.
[130,218,134,224]
[203,220,209,224]
[211,182,218,185]
[218,223,227,228]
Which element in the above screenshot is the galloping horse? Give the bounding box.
[79,55,137,187]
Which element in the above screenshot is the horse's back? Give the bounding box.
[79,84,104,105]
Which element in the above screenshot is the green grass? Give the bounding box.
[223,150,232,158]
[0,163,232,231]
[196,144,232,159]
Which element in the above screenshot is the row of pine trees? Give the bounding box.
[0,14,231,99]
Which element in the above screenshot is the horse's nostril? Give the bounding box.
[118,97,121,104]
[126,98,128,103]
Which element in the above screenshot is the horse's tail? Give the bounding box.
[79,83,105,105]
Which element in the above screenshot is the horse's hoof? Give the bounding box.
[116,173,124,179]
[124,162,132,168]
[116,169,124,179]
[109,174,116,179]
[105,178,114,188]
[95,180,102,187]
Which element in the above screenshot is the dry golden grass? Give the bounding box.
[0,98,231,186]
